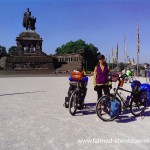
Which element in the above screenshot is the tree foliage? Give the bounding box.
[109,63,117,70]
[8,46,17,55]
[55,39,99,71]
[0,45,7,58]
[55,39,87,54]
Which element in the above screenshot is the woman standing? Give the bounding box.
[93,55,111,100]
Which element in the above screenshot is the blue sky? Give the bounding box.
[0,0,150,63]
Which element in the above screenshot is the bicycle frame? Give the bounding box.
[116,88,132,108]
[113,74,132,108]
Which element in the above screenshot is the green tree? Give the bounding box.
[84,43,99,71]
[8,46,17,55]
[55,40,87,54]
[0,45,7,58]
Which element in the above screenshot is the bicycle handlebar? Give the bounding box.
[118,74,128,80]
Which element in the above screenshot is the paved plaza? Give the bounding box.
[0,76,150,150]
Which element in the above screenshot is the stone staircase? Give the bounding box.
[56,62,82,72]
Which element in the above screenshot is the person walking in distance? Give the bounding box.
[126,68,132,83]
[93,55,111,100]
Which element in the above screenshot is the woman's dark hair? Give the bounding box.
[97,54,105,60]
[97,54,108,66]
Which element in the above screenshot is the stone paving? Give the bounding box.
[0,76,150,150]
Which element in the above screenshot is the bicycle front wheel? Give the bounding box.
[130,98,146,116]
[96,95,121,121]
[69,90,78,116]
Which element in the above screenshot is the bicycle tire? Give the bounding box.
[96,95,121,121]
[130,97,146,116]
[69,90,78,116]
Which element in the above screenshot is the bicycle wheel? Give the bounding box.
[130,97,146,116]
[69,90,79,116]
[96,95,121,121]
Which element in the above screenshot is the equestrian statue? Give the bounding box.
[23,8,36,31]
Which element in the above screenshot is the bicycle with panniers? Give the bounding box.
[96,74,147,121]
[64,70,88,116]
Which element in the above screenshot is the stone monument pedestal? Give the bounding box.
[2,30,54,72]
[16,30,44,56]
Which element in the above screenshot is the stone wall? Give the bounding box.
[0,57,7,69]
[2,56,54,71]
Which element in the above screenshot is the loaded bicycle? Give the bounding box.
[69,80,87,115]
[64,70,88,116]
[96,74,147,121]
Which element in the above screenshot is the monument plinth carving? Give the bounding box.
[16,30,43,56]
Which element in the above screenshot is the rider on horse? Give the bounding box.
[23,8,36,31]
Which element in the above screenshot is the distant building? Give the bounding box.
[141,63,150,69]
[131,57,136,65]
[52,52,84,72]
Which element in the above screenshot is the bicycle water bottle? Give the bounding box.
[125,95,130,106]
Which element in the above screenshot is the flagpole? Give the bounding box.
[124,33,126,65]
[116,43,118,68]
[109,54,110,67]
[137,52,139,77]
[106,54,107,63]
[136,21,140,77]
[112,48,114,70]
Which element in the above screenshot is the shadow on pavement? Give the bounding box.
[0,91,45,97]
[116,115,137,123]
[116,107,150,123]
[76,102,96,116]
